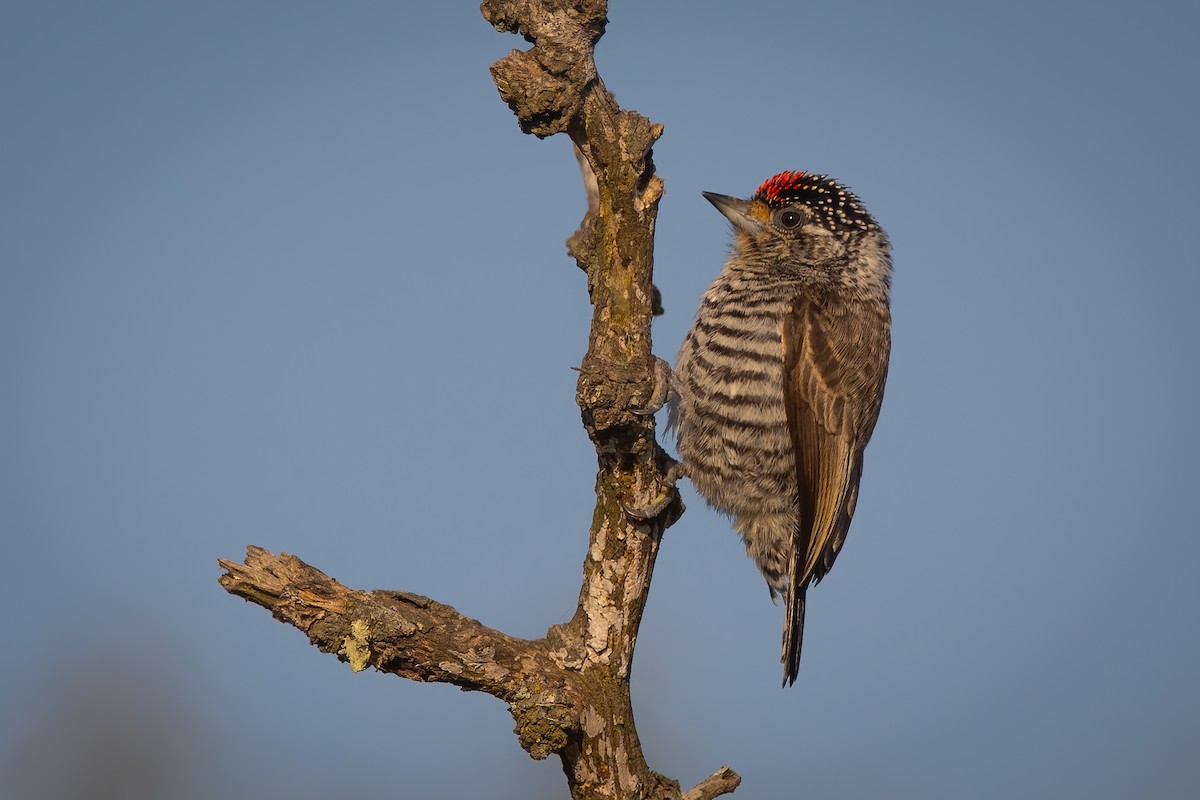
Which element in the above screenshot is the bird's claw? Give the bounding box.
[622,488,676,521]
[621,461,688,522]
[629,357,673,416]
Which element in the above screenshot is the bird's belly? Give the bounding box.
[671,323,797,523]
[675,391,795,518]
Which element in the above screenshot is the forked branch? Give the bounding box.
[218,1,737,797]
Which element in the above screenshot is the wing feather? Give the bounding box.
[780,292,890,683]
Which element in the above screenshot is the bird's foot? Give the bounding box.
[622,460,688,521]
[629,357,673,416]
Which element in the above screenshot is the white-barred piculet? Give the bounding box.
[668,170,891,686]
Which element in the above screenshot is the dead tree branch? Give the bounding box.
[218,2,738,797]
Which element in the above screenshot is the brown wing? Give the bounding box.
[780,292,890,683]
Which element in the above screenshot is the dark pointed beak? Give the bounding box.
[703,192,761,235]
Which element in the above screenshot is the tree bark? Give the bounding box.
[218,2,738,797]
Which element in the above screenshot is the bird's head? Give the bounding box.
[704,170,889,290]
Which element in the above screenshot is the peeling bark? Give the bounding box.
[218,2,738,797]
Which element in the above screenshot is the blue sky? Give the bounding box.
[3,2,1198,798]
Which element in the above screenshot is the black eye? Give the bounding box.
[778,210,802,228]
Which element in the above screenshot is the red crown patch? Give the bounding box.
[755,170,810,203]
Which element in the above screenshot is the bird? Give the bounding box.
[668,170,891,686]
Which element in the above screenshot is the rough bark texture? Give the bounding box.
[218,2,738,797]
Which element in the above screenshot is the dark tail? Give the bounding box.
[782,577,807,687]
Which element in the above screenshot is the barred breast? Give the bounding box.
[668,273,799,596]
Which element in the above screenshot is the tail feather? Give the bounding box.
[782,578,807,687]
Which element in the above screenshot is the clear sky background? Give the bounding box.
[3,2,1198,799]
